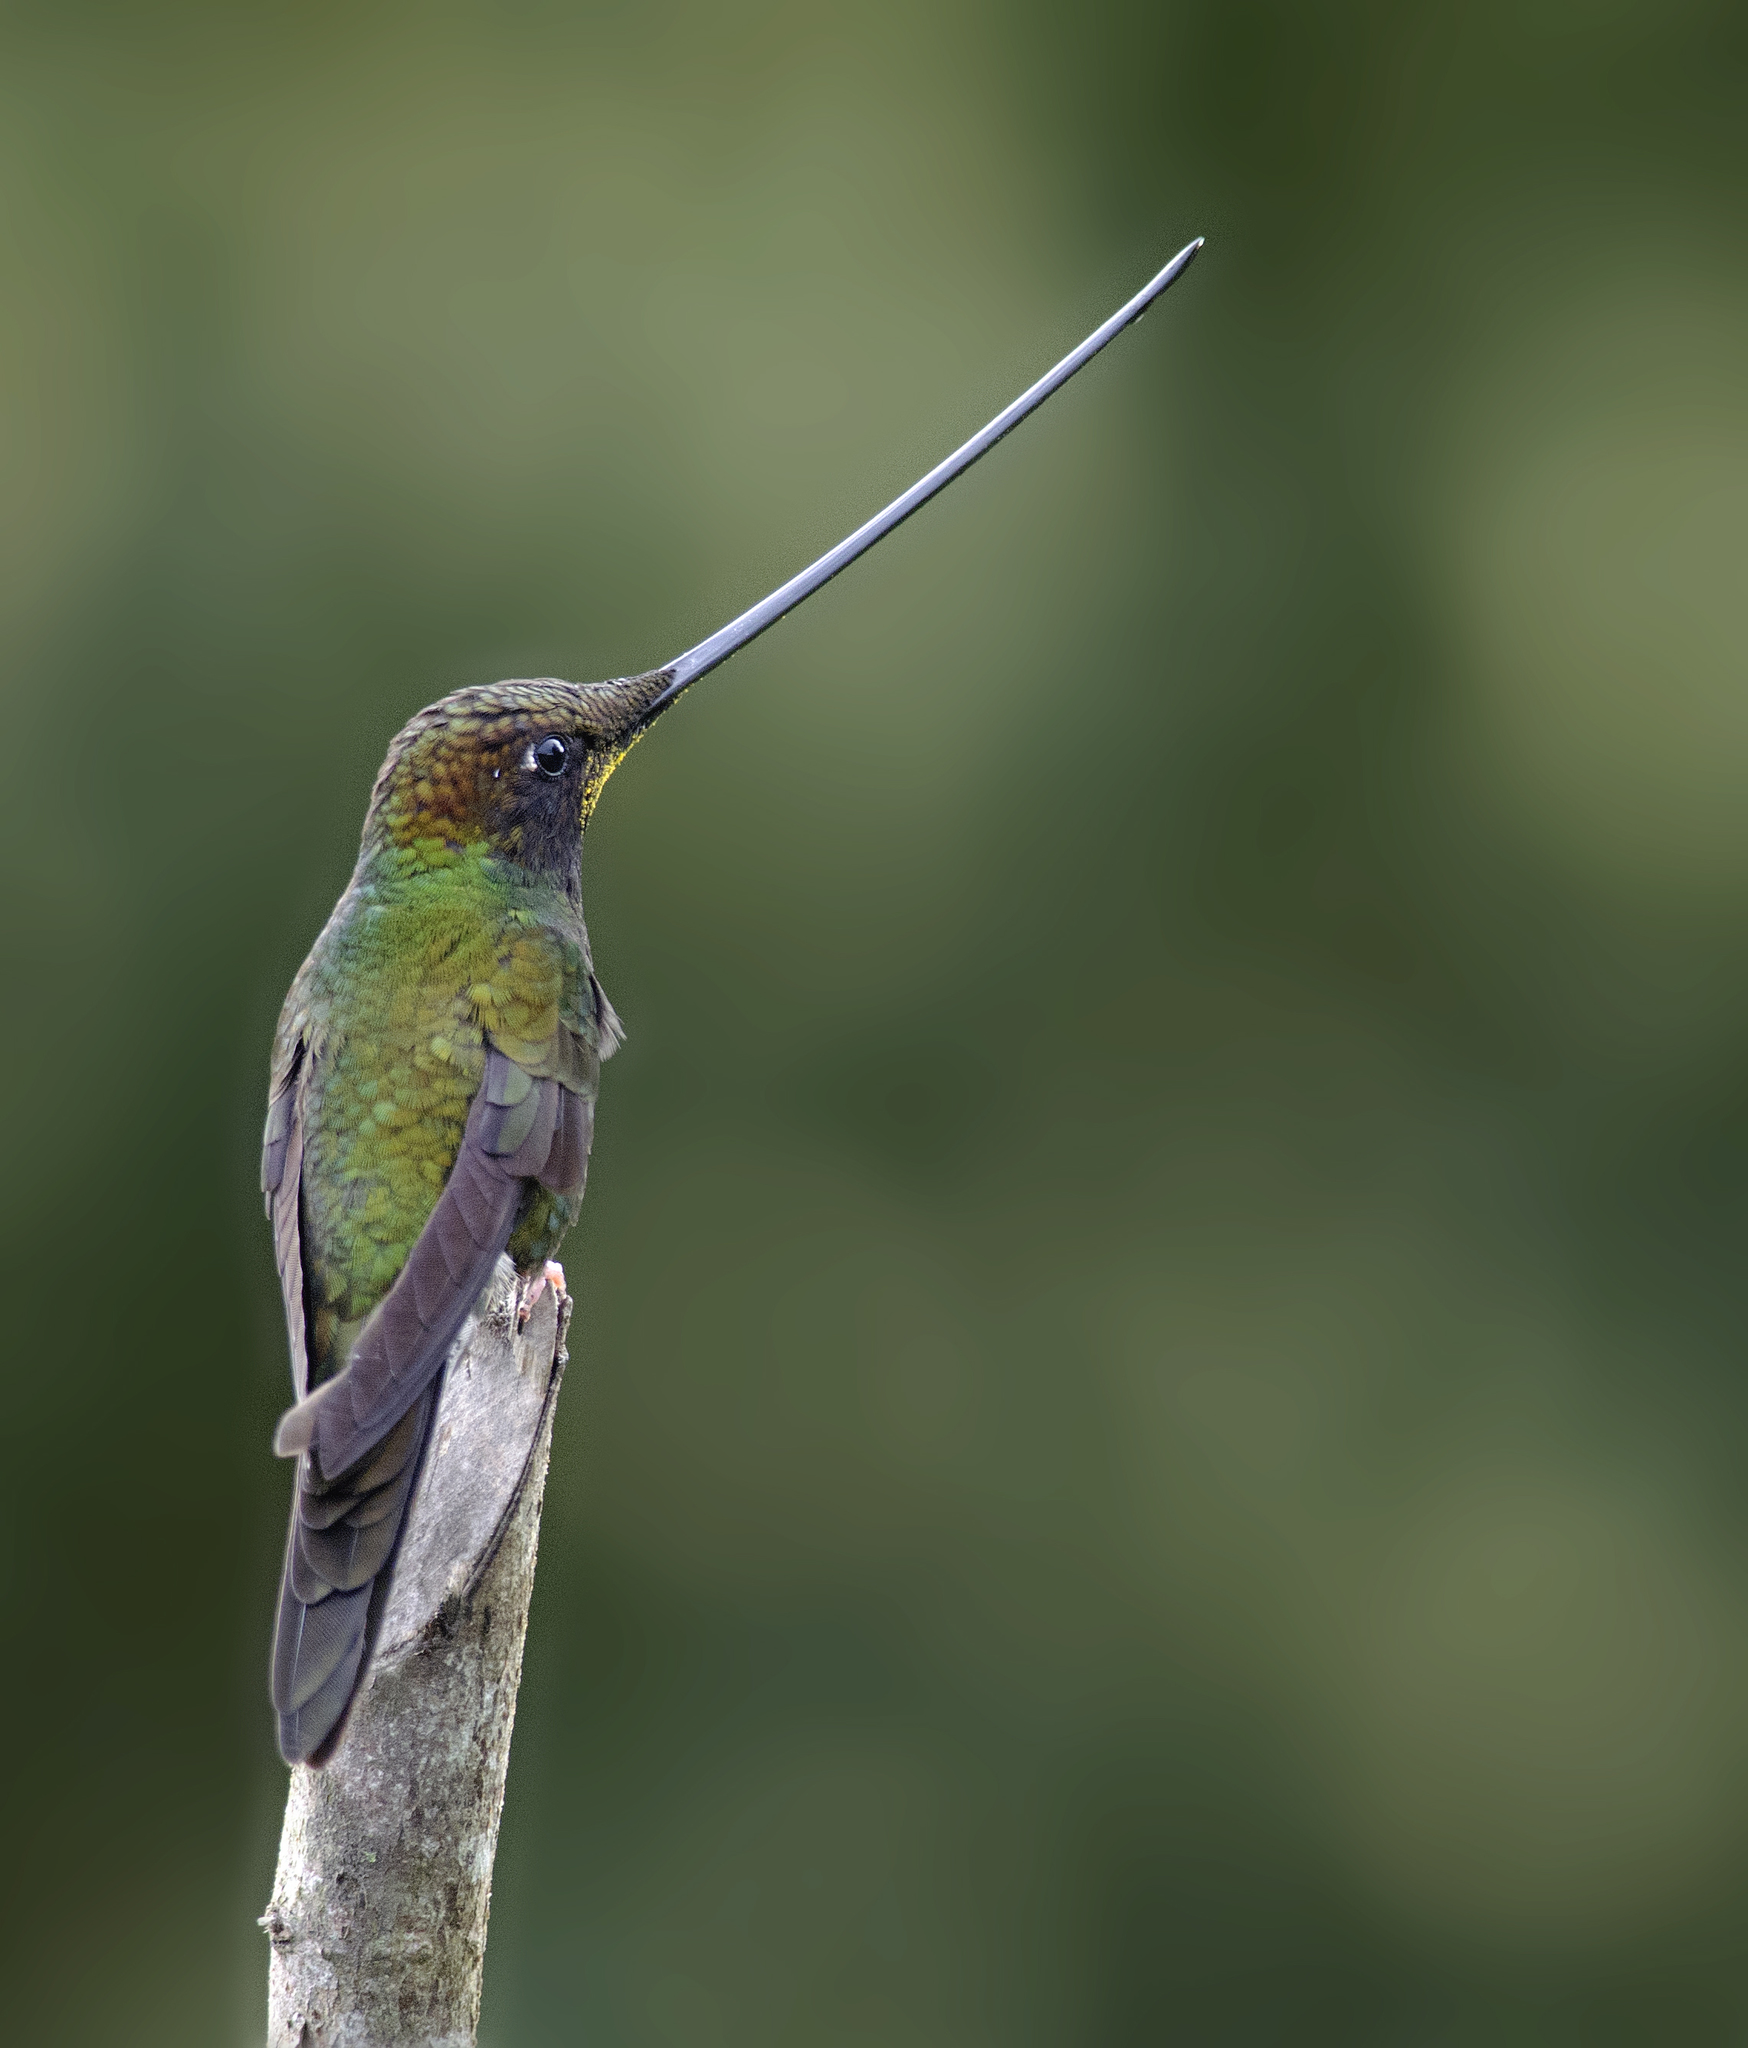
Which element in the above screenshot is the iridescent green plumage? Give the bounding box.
[264,678,631,1764]
[282,832,605,1381]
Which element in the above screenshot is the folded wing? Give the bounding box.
[264,1044,593,1765]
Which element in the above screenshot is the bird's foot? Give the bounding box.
[517,1260,567,1328]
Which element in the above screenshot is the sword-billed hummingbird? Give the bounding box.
[263,238,1203,1765]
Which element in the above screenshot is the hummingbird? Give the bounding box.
[263,238,1203,1766]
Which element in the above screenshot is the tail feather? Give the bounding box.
[274,1581,371,1712]
[296,1486,409,1590]
[280,1636,371,1766]
[270,1385,438,1765]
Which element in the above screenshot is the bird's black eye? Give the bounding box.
[534,736,569,778]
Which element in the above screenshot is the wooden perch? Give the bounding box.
[262,1258,569,2048]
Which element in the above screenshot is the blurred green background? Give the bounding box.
[3,1,1747,2041]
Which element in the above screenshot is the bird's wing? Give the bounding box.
[267,1040,594,1764]
[273,1045,593,1482]
[271,1383,439,1764]
[261,1043,311,1400]
[490,927,620,1089]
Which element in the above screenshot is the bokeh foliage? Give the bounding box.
[2,0,1746,2040]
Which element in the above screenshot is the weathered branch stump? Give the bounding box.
[261,1258,569,2047]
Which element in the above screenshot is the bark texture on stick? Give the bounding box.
[262,1258,569,2048]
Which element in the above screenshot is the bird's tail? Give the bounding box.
[270,1386,437,1766]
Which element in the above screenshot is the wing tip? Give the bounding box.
[274,1391,323,1459]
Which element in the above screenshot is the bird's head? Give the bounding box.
[360,670,679,886]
